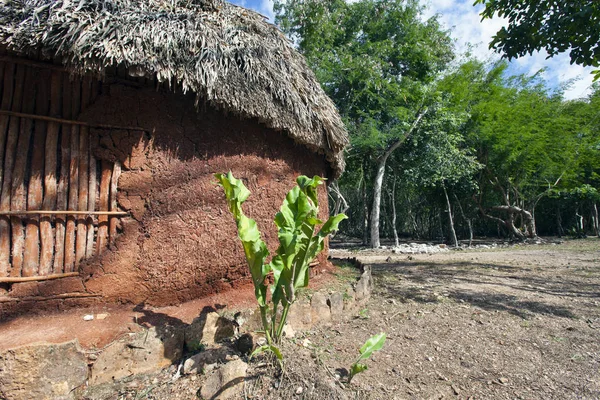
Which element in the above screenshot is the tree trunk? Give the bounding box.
[370,109,426,248]
[453,193,472,247]
[370,161,386,248]
[556,206,563,238]
[361,181,369,246]
[442,184,458,247]
[593,203,599,238]
[390,177,399,247]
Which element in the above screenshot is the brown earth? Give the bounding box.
[100,238,599,400]
[1,78,334,317]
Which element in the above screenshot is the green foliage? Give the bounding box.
[348,332,386,383]
[475,0,600,80]
[216,172,347,351]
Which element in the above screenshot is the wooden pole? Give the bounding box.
[23,69,50,276]
[64,80,81,272]
[0,110,148,132]
[53,75,72,274]
[75,86,90,266]
[109,161,121,244]
[96,160,112,255]
[0,210,127,216]
[0,63,14,194]
[10,67,35,277]
[0,62,15,276]
[0,292,99,303]
[0,272,79,283]
[86,83,98,259]
[39,71,61,275]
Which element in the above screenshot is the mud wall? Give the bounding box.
[0,75,332,315]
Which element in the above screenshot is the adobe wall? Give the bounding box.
[1,81,333,315]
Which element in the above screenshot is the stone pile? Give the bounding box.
[0,262,373,400]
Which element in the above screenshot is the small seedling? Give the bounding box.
[348,332,386,383]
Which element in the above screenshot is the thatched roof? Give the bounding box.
[0,0,348,176]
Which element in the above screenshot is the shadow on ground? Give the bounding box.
[370,259,600,320]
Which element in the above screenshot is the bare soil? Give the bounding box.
[118,238,600,400]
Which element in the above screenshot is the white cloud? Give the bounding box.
[421,0,594,99]
[258,0,274,21]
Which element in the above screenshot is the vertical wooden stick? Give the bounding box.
[75,126,89,265]
[86,90,98,259]
[0,62,14,191]
[109,160,121,243]
[0,62,15,276]
[39,71,61,275]
[10,67,36,277]
[23,69,50,276]
[96,160,112,255]
[53,75,72,274]
[75,77,91,265]
[64,80,81,272]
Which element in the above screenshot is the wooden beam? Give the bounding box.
[0,110,148,132]
[0,272,79,283]
[0,210,128,216]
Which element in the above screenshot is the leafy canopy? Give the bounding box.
[475,0,600,79]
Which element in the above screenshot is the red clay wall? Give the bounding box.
[79,83,331,306]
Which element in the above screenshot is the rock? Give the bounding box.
[200,359,248,399]
[96,313,108,320]
[0,340,88,400]
[355,265,373,301]
[287,298,312,330]
[185,312,237,349]
[83,314,94,321]
[328,292,344,320]
[183,346,233,375]
[296,386,304,395]
[281,323,296,338]
[311,292,331,324]
[90,326,183,385]
[343,286,356,310]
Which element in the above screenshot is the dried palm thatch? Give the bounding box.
[0,0,348,176]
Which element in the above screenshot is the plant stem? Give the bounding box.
[275,302,292,342]
[260,305,273,345]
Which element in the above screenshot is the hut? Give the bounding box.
[0,0,348,315]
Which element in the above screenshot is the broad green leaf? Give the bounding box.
[216,172,270,307]
[358,332,386,361]
[296,175,325,205]
[318,213,348,236]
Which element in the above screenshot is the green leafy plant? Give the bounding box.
[348,332,386,383]
[215,172,347,359]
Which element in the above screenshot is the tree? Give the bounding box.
[274,0,455,247]
[475,0,600,79]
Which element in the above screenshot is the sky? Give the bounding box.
[230,0,595,101]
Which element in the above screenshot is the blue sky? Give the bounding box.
[230,0,595,100]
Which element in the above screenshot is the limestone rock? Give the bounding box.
[90,326,183,385]
[355,265,373,302]
[183,346,233,375]
[287,299,312,330]
[311,292,331,324]
[344,286,356,310]
[328,292,344,320]
[185,312,237,350]
[200,359,248,399]
[0,340,87,400]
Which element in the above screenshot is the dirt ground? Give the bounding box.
[82,238,600,400]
